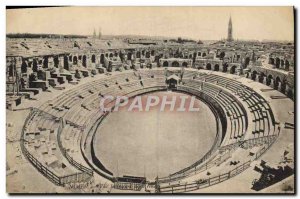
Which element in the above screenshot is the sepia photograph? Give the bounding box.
[5,6,295,194]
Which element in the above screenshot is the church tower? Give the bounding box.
[227,16,233,42]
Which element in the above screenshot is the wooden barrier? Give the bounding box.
[157,134,277,193]
[21,108,93,186]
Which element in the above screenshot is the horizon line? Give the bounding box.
[6,32,294,42]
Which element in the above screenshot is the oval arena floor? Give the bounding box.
[93,91,217,179]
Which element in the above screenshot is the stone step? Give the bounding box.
[48,78,58,87]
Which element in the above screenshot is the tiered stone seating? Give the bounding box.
[138,69,166,79]
[204,84,246,142]
[142,78,166,88]
[60,124,90,169]
[182,70,197,79]
[181,79,246,145]
[40,72,143,118]
[183,71,276,140]
[23,111,80,177]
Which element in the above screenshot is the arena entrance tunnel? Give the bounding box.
[166,74,180,89]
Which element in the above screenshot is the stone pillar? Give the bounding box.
[68,55,73,67]
[277,81,282,91]
[245,72,249,78]
[15,59,22,74]
[48,57,54,68]
[59,56,65,73]
[270,79,274,88]
[249,72,253,80]
[45,71,51,79]
[263,76,267,85]
[87,55,92,69]
[96,55,101,65]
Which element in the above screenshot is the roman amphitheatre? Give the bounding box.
[6,13,295,193]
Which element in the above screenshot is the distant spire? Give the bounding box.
[227,16,233,42]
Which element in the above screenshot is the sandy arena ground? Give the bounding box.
[94,91,217,180]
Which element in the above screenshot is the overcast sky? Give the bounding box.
[6,6,294,41]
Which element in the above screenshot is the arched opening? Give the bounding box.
[189,54,193,59]
[82,55,87,67]
[285,60,290,71]
[69,56,72,62]
[206,63,212,70]
[8,64,14,76]
[214,64,219,71]
[91,54,96,63]
[114,51,118,57]
[222,63,228,72]
[172,61,180,67]
[73,56,78,65]
[280,59,285,67]
[275,58,280,68]
[219,52,225,60]
[274,76,281,90]
[54,56,59,68]
[269,58,275,65]
[100,54,105,64]
[202,52,206,57]
[145,52,150,58]
[43,57,48,68]
[136,51,141,58]
[119,51,124,62]
[31,59,38,72]
[64,56,69,70]
[151,50,155,56]
[163,61,169,67]
[244,57,250,68]
[266,75,273,86]
[258,72,265,83]
[197,52,201,56]
[251,70,258,81]
[127,52,132,60]
[166,75,179,89]
[21,59,27,73]
[281,80,287,93]
[182,62,188,67]
[109,53,114,59]
[230,65,237,74]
